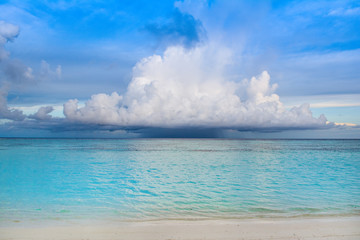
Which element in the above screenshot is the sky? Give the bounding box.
[0,0,359,138]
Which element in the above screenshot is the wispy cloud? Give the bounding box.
[282,94,360,108]
[40,60,62,80]
[329,7,360,16]
[331,122,357,127]
[0,20,19,60]
[145,9,206,49]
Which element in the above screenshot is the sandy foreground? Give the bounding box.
[0,217,359,240]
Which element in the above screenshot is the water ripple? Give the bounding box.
[0,139,359,222]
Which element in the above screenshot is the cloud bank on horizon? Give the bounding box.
[64,45,327,130]
[0,0,359,138]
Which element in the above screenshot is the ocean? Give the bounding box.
[0,139,359,224]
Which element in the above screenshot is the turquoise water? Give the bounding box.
[0,139,359,223]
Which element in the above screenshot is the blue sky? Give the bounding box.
[0,0,359,138]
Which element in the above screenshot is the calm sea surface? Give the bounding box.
[0,139,359,223]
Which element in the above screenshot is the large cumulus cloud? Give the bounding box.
[64,45,327,130]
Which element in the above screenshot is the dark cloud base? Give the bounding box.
[0,117,341,138]
[139,128,223,138]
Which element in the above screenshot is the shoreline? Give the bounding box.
[1,216,359,240]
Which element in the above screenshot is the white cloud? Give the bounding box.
[29,106,54,120]
[0,21,20,61]
[64,45,327,130]
[1,21,34,85]
[282,94,360,108]
[56,65,62,78]
[11,104,64,117]
[0,21,27,121]
[329,7,360,16]
[331,122,357,127]
[0,21,19,44]
[0,85,25,121]
[0,21,61,122]
[40,60,62,80]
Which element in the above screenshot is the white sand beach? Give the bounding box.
[1,217,359,240]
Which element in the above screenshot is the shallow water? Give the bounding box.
[0,139,359,222]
